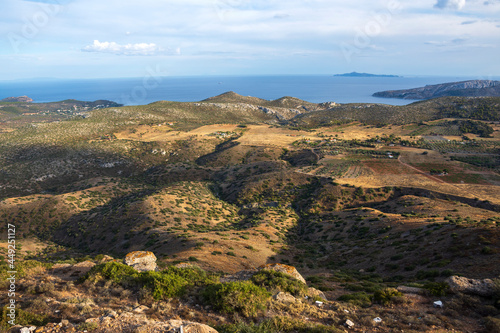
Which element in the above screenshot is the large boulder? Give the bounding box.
[258,263,306,284]
[445,276,496,297]
[124,251,157,272]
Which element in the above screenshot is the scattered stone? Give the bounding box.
[20,327,36,333]
[99,255,115,263]
[133,305,150,313]
[124,251,157,272]
[258,263,306,284]
[445,276,496,297]
[433,300,443,308]
[273,292,296,303]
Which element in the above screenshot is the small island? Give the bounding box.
[334,72,400,78]
[1,95,34,102]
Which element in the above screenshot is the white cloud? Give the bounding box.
[82,40,166,56]
[434,0,466,10]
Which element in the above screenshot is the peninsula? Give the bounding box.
[373,79,500,99]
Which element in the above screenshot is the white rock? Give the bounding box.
[373,317,382,323]
[433,300,443,308]
[345,319,355,328]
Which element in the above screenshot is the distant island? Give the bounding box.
[334,72,400,78]
[373,79,500,100]
[1,95,33,102]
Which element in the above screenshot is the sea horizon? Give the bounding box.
[1,74,499,107]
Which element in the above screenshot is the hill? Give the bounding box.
[373,80,500,99]
[287,96,500,128]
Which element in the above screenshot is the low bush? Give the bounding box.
[337,292,372,307]
[83,262,217,300]
[216,316,342,333]
[423,282,449,296]
[373,288,404,305]
[202,281,270,317]
[251,270,308,297]
[138,271,188,299]
[1,307,50,329]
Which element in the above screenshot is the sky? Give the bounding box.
[0,0,499,80]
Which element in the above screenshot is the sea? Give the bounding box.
[1,75,498,106]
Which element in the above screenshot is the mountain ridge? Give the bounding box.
[373,79,500,99]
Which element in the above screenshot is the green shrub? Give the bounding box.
[217,316,342,333]
[166,266,219,286]
[202,281,270,317]
[337,292,372,307]
[83,262,217,300]
[1,307,49,329]
[139,271,188,299]
[77,321,99,331]
[251,270,308,297]
[423,282,449,296]
[84,262,138,285]
[373,288,404,305]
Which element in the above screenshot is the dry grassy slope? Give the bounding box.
[289,96,500,127]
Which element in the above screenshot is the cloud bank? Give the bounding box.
[82,40,162,56]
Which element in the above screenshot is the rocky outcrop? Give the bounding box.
[258,263,307,284]
[308,287,327,300]
[373,80,500,99]
[124,251,157,272]
[445,275,497,297]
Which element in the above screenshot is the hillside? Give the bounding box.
[0,93,499,332]
[288,96,500,127]
[373,80,500,99]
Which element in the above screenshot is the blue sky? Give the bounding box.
[1,0,499,80]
